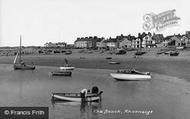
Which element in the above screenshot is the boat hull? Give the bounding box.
[51,71,72,76]
[52,92,103,102]
[13,64,35,70]
[59,66,75,70]
[110,73,151,81]
[109,62,120,64]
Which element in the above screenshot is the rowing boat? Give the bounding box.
[52,91,103,102]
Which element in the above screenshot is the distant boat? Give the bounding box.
[176,46,184,50]
[51,70,72,76]
[13,35,35,70]
[59,58,75,70]
[135,51,146,56]
[115,49,126,55]
[52,86,103,102]
[110,69,151,81]
[109,61,120,64]
[65,50,72,55]
[170,51,179,56]
[105,57,112,60]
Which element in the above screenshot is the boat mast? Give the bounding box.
[19,35,22,63]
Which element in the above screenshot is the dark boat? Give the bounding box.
[65,50,72,55]
[13,35,35,70]
[115,49,126,55]
[170,51,179,56]
[135,51,146,56]
[14,63,35,70]
[105,57,112,60]
[51,70,72,76]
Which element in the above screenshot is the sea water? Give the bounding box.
[0,64,190,119]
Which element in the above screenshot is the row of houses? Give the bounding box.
[44,42,67,47]
[74,31,190,49]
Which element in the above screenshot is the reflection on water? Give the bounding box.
[80,102,102,119]
[0,64,190,119]
[51,101,102,119]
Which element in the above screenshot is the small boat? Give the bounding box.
[65,50,72,55]
[105,57,112,60]
[135,51,146,56]
[51,70,72,76]
[176,46,184,50]
[109,61,120,64]
[60,66,75,70]
[52,86,103,102]
[110,69,151,81]
[13,35,35,70]
[59,58,75,70]
[170,51,179,56]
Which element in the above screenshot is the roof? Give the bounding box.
[105,38,117,43]
[75,37,104,43]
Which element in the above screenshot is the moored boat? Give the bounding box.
[59,66,75,70]
[135,51,146,56]
[13,35,35,70]
[109,61,120,64]
[14,63,35,70]
[65,50,72,55]
[170,51,179,56]
[105,57,112,60]
[110,69,151,81]
[52,86,103,102]
[51,70,72,76]
[59,58,75,70]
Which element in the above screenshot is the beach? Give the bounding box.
[0,63,189,119]
[0,50,190,119]
[1,49,190,81]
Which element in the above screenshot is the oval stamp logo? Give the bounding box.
[143,9,180,31]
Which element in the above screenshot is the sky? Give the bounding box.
[0,0,190,46]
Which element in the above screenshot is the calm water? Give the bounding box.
[0,64,190,119]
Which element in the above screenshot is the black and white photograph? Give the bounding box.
[0,0,190,119]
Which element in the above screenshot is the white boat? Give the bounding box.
[59,66,75,70]
[109,61,120,64]
[52,86,103,102]
[52,92,102,102]
[110,69,151,81]
[59,58,75,70]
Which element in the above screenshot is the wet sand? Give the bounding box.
[0,51,190,81]
[0,64,190,119]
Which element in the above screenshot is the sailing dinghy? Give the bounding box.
[13,35,35,70]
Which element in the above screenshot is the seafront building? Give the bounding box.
[131,38,141,48]
[74,37,103,49]
[74,31,190,50]
[119,37,132,49]
[44,42,67,48]
[163,34,190,47]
